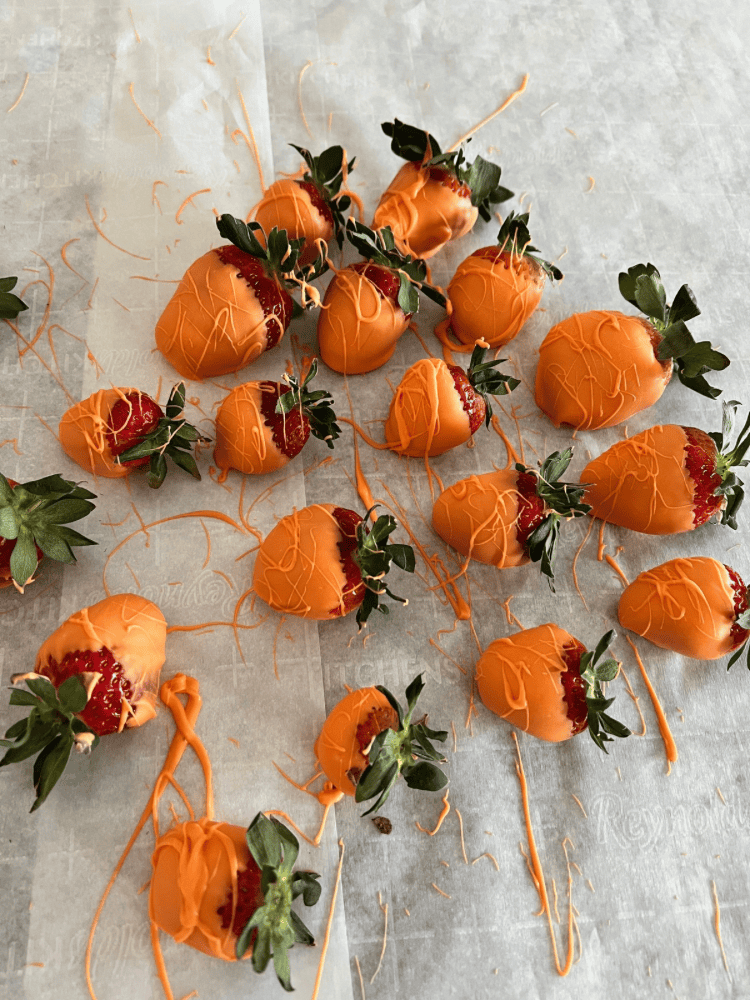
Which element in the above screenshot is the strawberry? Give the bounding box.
[252,503,415,629]
[0,594,167,810]
[385,344,520,457]
[580,400,750,535]
[476,625,631,751]
[0,276,28,319]
[535,263,730,430]
[618,556,750,666]
[317,221,445,375]
[314,674,448,812]
[373,120,513,259]
[0,473,97,591]
[432,448,590,587]
[106,391,164,467]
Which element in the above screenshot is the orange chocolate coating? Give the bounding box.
[214,382,288,479]
[314,686,395,796]
[155,249,272,380]
[35,593,167,729]
[253,179,332,267]
[432,471,527,567]
[372,162,477,259]
[318,268,408,374]
[476,624,577,743]
[385,357,470,457]
[535,310,671,430]
[619,557,739,659]
[59,387,141,479]
[447,253,545,348]
[150,818,251,962]
[581,424,696,535]
[252,503,351,619]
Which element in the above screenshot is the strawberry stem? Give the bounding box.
[466,344,520,426]
[352,507,416,629]
[578,631,631,753]
[290,143,356,250]
[494,212,562,282]
[275,360,341,448]
[0,276,28,320]
[708,400,750,529]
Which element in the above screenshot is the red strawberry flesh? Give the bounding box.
[448,365,485,434]
[330,507,367,617]
[40,647,134,736]
[726,564,750,649]
[560,639,588,736]
[427,166,471,199]
[257,381,310,459]
[515,472,545,549]
[217,857,265,943]
[350,262,406,312]
[356,705,399,756]
[683,426,723,527]
[298,180,334,227]
[106,392,163,468]
[215,245,293,351]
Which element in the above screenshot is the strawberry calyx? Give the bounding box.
[577,630,631,753]
[115,383,210,489]
[354,674,448,816]
[345,220,446,313]
[290,143,356,250]
[0,276,28,320]
[0,673,100,812]
[491,211,563,282]
[618,262,729,399]
[216,214,307,286]
[514,448,591,590]
[0,473,97,590]
[706,399,750,529]
[465,343,521,427]
[352,507,416,629]
[234,813,321,991]
[274,359,341,448]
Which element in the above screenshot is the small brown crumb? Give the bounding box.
[372,816,392,835]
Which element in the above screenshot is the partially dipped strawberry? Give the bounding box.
[436,211,562,351]
[581,400,750,535]
[432,449,590,588]
[1,593,167,810]
[535,263,730,430]
[252,143,356,265]
[0,276,28,320]
[314,674,448,813]
[0,474,97,591]
[252,503,415,629]
[385,344,519,457]
[156,216,307,380]
[618,556,750,665]
[476,625,631,752]
[318,221,445,374]
[373,120,512,259]
[214,360,340,478]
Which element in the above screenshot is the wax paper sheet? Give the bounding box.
[2,2,750,999]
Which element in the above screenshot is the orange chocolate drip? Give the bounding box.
[372,162,477,259]
[432,470,527,568]
[252,179,333,267]
[581,425,695,534]
[155,249,271,380]
[619,557,738,659]
[36,594,167,729]
[214,382,287,480]
[535,311,671,430]
[385,357,470,457]
[318,268,408,374]
[59,387,139,478]
[447,253,544,348]
[252,503,350,619]
[476,624,576,743]
[624,636,678,766]
[314,687,396,796]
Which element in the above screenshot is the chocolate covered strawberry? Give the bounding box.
[373,120,512,259]
[581,400,750,535]
[477,625,631,751]
[214,360,340,478]
[0,276,28,319]
[318,221,445,374]
[1,594,167,810]
[432,449,590,588]
[535,263,729,430]
[253,503,415,628]
[385,344,519,457]
[618,556,750,665]
[0,473,97,591]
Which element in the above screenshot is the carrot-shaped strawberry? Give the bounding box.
[535,262,730,430]
[214,360,340,478]
[432,449,590,587]
[0,474,97,591]
[0,276,28,319]
[385,344,519,457]
[476,625,631,751]
[150,812,321,988]
[252,143,356,265]
[1,593,167,810]
[59,383,208,488]
[155,216,307,380]
[372,119,512,259]
[580,400,750,535]
[318,221,445,375]
[438,212,562,350]
[314,674,448,814]
[252,504,415,629]
[618,556,750,666]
